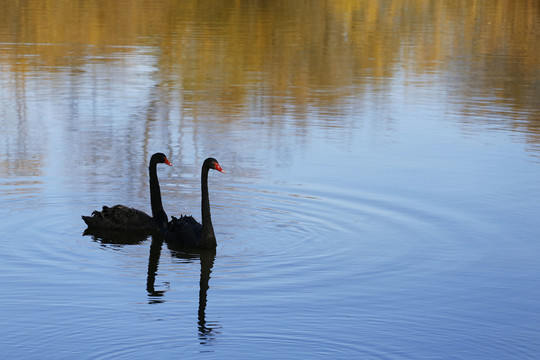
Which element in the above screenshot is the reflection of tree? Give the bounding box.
[2,0,537,114]
[1,0,539,172]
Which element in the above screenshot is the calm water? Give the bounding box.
[1,1,540,358]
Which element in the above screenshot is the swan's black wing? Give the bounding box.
[82,205,156,231]
[167,215,203,248]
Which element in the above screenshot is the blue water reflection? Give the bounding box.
[1,1,540,359]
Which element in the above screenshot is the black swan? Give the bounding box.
[82,153,172,231]
[166,158,224,249]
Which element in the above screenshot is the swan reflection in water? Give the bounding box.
[146,236,168,302]
[84,231,220,343]
[83,227,153,246]
[148,236,220,341]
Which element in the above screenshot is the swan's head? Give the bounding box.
[152,153,172,166]
[205,157,225,173]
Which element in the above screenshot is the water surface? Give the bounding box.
[1,1,539,358]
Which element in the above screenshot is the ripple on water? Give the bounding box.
[206,180,528,357]
[214,183,360,256]
[215,180,483,270]
[3,178,530,359]
[1,196,149,288]
[0,178,44,212]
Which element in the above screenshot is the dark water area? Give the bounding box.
[1,1,540,358]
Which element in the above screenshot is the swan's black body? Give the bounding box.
[83,154,223,249]
[165,158,223,249]
[82,204,155,231]
[82,153,172,231]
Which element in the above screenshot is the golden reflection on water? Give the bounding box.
[0,0,539,176]
[1,0,537,93]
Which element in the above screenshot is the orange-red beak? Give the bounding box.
[215,162,224,173]
[165,158,172,166]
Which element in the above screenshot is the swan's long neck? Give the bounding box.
[149,160,168,233]
[200,165,216,248]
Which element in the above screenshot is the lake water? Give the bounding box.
[1,1,539,359]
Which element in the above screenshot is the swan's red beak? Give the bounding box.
[165,158,172,166]
[214,162,224,173]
